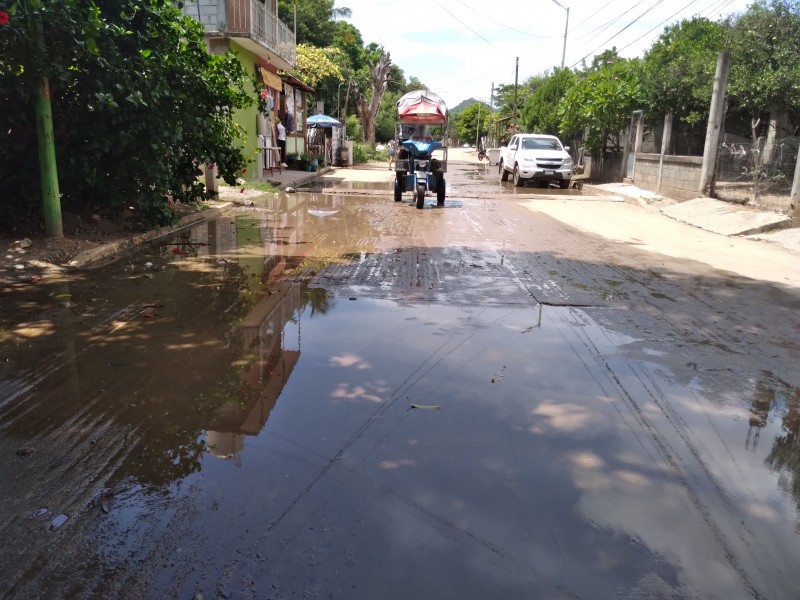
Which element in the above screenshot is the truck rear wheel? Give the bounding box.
[499,161,509,182]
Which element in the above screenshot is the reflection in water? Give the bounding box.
[738,371,800,526]
[205,284,305,462]
[0,190,377,494]
[746,378,775,451]
[765,386,800,518]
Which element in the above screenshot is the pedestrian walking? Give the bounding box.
[277,120,287,167]
[388,139,396,169]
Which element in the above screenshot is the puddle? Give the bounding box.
[299,180,394,191]
[2,272,799,597]
[1,187,799,598]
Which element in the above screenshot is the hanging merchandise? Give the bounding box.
[259,87,274,116]
[283,83,296,132]
[284,112,296,133]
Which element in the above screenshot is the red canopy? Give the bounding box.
[396,90,448,124]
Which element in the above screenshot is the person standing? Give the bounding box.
[388,139,396,169]
[276,120,287,167]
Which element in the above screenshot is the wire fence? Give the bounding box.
[714,134,799,208]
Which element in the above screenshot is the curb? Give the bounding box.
[69,202,232,269]
[581,184,651,208]
[271,166,334,189]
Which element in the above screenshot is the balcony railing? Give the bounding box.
[226,0,296,66]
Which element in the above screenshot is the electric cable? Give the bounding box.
[615,0,701,53]
[573,0,653,42]
[433,0,492,44]
[455,0,556,38]
[569,0,616,32]
[570,0,668,68]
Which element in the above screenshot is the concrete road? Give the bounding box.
[1,149,799,599]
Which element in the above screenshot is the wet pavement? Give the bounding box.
[2,156,800,599]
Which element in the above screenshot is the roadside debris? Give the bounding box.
[100,490,114,514]
[48,514,69,531]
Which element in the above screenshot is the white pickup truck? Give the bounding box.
[498,133,573,188]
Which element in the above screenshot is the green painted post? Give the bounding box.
[31,11,63,237]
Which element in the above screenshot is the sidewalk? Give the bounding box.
[585,182,799,255]
[261,165,335,189]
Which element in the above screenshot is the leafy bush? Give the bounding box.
[351,143,387,164]
[345,114,363,142]
[0,0,252,230]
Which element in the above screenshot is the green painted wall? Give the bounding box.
[230,42,261,178]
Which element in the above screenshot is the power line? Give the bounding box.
[433,0,492,44]
[455,0,556,38]
[574,0,653,43]
[569,0,616,32]
[570,0,668,68]
[615,0,701,53]
[701,0,736,19]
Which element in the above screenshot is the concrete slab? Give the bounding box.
[586,182,664,206]
[659,197,792,236]
[747,228,800,255]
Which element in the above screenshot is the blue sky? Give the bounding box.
[335,0,753,109]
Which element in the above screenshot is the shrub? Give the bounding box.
[0,0,252,230]
[352,143,387,164]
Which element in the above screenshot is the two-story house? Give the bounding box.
[183,0,313,177]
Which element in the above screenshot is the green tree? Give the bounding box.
[292,43,344,87]
[641,17,725,125]
[453,102,490,145]
[727,0,800,131]
[558,58,645,153]
[376,90,401,142]
[585,48,622,72]
[278,0,351,48]
[520,68,576,135]
[406,76,427,91]
[0,0,252,229]
[332,20,365,71]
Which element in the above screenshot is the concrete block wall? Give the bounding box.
[183,0,223,29]
[633,153,702,200]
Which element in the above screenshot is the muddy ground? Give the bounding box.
[1,151,799,599]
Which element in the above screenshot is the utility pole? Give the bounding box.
[790,139,800,219]
[550,0,569,68]
[488,82,494,148]
[698,51,731,196]
[513,57,519,123]
[31,9,63,237]
[475,101,481,149]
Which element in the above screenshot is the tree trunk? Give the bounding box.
[353,50,392,145]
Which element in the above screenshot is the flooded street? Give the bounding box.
[2,155,800,599]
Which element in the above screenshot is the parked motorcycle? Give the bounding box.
[477,147,487,161]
